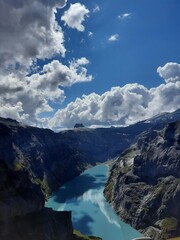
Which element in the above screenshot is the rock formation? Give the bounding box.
[0,109,179,239]
[74,123,85,128]
[104,121,180,239]
[0,116,143,240]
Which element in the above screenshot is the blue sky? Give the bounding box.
[0,0,179,129]
[56,0,180,106]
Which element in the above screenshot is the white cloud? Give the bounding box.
[0,102,28,122]
[73,57,90,66]
[0,1,93,126]
[80,38,85,44]
[0,2,179,130]
[93,5,100,13]
[88,31,93,37]
[108,34,119,42]
[49,62,180,129]
[157,62,180,83]
[0,0,66,70]
[0,58,92,125]
[118,13,132,20]
[61,3,89,32]
[149,81,180,116]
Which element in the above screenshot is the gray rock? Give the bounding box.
[0,208,73,240]
[0,110,179,239]
[104,121,180,239]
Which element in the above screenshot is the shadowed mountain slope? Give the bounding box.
[0,108,179,239]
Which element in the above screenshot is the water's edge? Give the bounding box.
[46,164,142,240]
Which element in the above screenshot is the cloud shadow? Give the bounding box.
[53,173,105,203]
[73,212,94,235]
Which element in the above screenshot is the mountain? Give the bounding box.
[0,108,179,239]
[142,108,180,125]
[125,108,180,133]
[104,121,180,239]
[0,117,143,240]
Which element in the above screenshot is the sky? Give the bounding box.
[0,0,180,129]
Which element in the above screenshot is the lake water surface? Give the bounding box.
[46,164,142,240]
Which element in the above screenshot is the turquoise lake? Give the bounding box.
[46,164,142,240]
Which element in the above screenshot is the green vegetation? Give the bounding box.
[115,147,135,175]
[106,181,114,193]
[75,162,87,172]
[13,161,24,171]
[118,147,135,162]
[105,180,114,202]
[121,165,130,174]
[73,230,102,240]
[162,217,178,232]
[33,176,51,199]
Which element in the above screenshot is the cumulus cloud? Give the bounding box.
[49,62,180,129]
[149,81,180,115]
[0,0,66,70]
[118,13,132,20]
[0,102,28,122]
[0,58,92,124]
[30,57,92,95]
[0,0,93,126]
[61,3,89,32]
[0,1,179,130]
[157,62,180,83]
[108,34,119,42]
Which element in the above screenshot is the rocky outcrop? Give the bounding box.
[0,208,73,240]
[104,121,180,239]
[0,117,145,240]
[0,119,106,239]
[0,206,101,240]
[0,110,179,240]
[73,230,102,240]
[0,115,151,199]
[74,123,85,128]
[0,160,44,222]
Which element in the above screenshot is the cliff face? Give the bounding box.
[0,110,179,240]
[104,121,180,239]
[0,116,151,199]
[0,208,73,240]
[0,117,144,240]
[0,119,102,239]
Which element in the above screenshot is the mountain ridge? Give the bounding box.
[0,108,179,239]
[104,121,180,239]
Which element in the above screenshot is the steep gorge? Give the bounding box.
[0,117,144,240]
[0,109,179,239]
[104,121,180,239]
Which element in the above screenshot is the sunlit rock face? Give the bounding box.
[0,117,141,240]
[104,121,180,240]
[0,118,109,239]
[0,110,179,239]
[0,114,150,200]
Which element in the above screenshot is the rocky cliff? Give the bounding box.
[0,117,142,199]
[0,109,179,240]
[104,121,180,239]
[0,117,145,240]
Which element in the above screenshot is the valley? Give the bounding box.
[0,109,179,240]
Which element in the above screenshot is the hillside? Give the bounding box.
[0,117,145,239]
[104,121,180,239]
[0,109,179,239]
